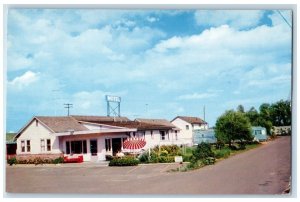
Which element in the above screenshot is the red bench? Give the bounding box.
[63,155,83,163]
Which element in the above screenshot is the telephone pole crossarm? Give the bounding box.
[64,103,73,116]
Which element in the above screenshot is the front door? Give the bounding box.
[112,138,122,156]
[90,139,98,156]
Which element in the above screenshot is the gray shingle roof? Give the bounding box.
[71,115,130,123]
[173,116,207,124]
[135,118,177,128]
[36,116,88,133]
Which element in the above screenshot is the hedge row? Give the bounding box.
[108,156,139,166]
[7,157,64,165]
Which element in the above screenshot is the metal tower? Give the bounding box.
[106,95,121,117]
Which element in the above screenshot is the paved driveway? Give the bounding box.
[6,136,291,195]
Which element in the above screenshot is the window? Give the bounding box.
[47,139,51,151]
[26,140,31,152]
[41,139,45,152]
[21,140,25,152]
[255,130,262,135]
[167,131,170,140]
[83,140,87,153]
[160,131,166,140]
[186,125,189,130]
[151,131,154,139]
[133,132,136,137]
[66,141,70,154]
[105,139,111,151]
[66,140,87,154]
[175,131,178,140]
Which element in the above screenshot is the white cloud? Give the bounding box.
[153,36,183,53]
[147,16,159,23]
[8,71,40,90]
[178,93,217,100]
[145,23,291,89]
[7,53,33,71]
[194,10,264,29]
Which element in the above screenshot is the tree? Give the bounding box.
[245,107,259,124]
[270,100,291,126]
[259,103,271,120]
[237,105,245,113]
[256,103,273,135]
[215,110,253,147]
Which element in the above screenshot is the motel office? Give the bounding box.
[15,115,207,161]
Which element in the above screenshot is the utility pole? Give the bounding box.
[64,103,73,116]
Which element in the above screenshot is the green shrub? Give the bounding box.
[193,142,215,160]
[202,157,215,165]
[7,157,17,166]
[109,157,139,166]
[138,152,149,163]
[214,148,231,159]
[149,151,159,163]
[16,156,63,164]
[158,156,174,163]
[105,155,113,161]
[186,160,202,170]
[182,155,193,162]
[215,141,225,149]
[52,157,64,164]
[160,150,168,157]
[153,145,181,156]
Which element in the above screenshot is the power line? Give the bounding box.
[277,10,292,28]
[64,103,73,116]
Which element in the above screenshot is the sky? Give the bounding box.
[5,9,292,132]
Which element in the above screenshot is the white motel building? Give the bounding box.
[14,115,208,162]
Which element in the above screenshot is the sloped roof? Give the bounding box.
[72,117,174,130]
[36,116,88,133]
[71,115,130,123]
[172,116,207,124]
[73,116,177,130]
[135,118,177,128]
[105,121,173,130]
[15,116,88,140]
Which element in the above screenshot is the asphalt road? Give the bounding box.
[6,136,291,195]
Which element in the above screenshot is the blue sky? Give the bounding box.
[6,9,292,132]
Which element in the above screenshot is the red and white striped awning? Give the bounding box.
[123,137,146,150]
